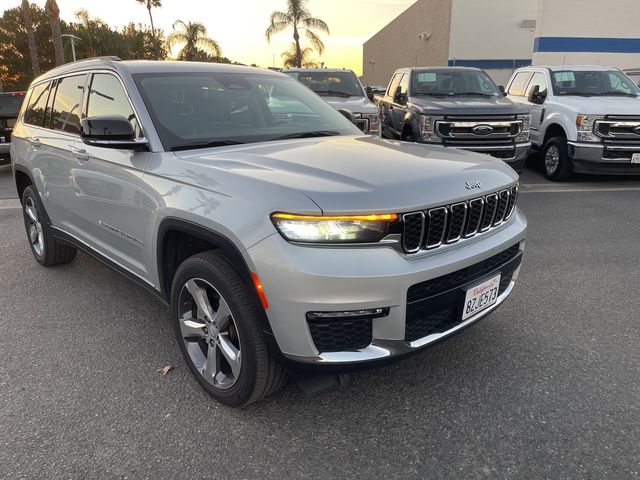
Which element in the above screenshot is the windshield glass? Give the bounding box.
[134,73,359,151]
[285,71,364,97]
[411,70,501,97]
[551,70,640,96]
[0,94,25,118]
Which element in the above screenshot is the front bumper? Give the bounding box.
[249,210,527,366]
[567,141,640,175]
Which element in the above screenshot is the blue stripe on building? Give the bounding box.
[447,59,532,69]
[534,37,640,53]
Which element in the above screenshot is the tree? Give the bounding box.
[167,20,221,61]
[281,43,317,68]
[135,0,161,37]
[265,0,329,68]
[21,0,40,77]
[45,0,65,65]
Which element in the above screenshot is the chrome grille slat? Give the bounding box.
[401,186,518,254]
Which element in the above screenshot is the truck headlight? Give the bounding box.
[576,115,604,142]
[515,114,531,143]
[420,115,444,142]
[271,212,398,243]
[360,113,380,134]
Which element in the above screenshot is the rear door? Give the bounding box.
[69,71,151,280]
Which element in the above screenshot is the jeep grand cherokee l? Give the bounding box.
[11,58,526,406]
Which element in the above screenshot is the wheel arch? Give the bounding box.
[543,122,567,145]
[13,165,34,203]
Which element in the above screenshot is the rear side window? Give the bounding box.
[24,82,51,126]
[87,73,141,137]
[50,74,87,134]
[508,71,531,96]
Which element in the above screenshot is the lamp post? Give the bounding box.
[61,34,81,62]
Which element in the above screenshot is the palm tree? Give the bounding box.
[21,0,40,76]
[281,43,317,68]
[135,0,161,37]
[75,9,96,58]
[266,0,329,68]
[167,20,222,61]
[45,0,65,65]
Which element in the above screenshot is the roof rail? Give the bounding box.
[71,56,122,64]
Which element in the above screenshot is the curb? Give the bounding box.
[0,199,21,210]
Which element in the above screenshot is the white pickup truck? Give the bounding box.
[506,65,640,180]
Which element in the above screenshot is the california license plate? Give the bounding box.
[631,153,640,164]
[462,274,501,321]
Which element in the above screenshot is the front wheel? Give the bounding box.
[171,251,286,407]
[542,137,573,181]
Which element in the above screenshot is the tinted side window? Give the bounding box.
[24,82,51,126]
[87,73,141,137]
[526,72,548,97]
[387,73,402,96]
[398,74,409,95]
[508,71,531,96]
[50,74,87,134]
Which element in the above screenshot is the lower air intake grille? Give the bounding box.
[307,318,372,353]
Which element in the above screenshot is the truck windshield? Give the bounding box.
[285,71,364,97]
[551,70,640,96]
[133,73,360,151]
[411,70,501,97]
[0,94,25,118]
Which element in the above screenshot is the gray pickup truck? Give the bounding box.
[376,67,531,172]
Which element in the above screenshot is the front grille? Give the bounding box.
[436,116,522,140]
[405,244,522,341]
[401,185,518,254]
[307,317,372,353]
[595,117,640,140]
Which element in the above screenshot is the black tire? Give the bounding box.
[542,136,573,181]
[402,126,417,142]
[21,186,77,266]
[171,251,286,407]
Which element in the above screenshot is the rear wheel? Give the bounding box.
[171,251,286,407]
[542,136,573,181]
[21,186,77,266]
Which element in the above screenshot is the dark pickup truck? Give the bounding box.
[0,91,27,165]
[376,67,531,171]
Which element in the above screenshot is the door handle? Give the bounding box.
[71,147,89,161]
[30,137,42,148]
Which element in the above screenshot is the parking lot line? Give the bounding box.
[0,199,20,209]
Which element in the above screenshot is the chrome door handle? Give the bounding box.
[71,147,89,161]
[30,137,42,148]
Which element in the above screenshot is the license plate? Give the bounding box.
[631,153,640,164]
[462,274,501,321]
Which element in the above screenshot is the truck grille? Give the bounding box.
[400,185,518,254]
[436,116,522,140]
[595,116,640,140]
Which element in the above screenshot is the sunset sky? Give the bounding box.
[11,0,416,75]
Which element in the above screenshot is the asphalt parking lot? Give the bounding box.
[1,162,639,479]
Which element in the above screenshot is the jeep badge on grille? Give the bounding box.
[465,181,482,190]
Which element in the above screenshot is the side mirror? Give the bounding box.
[365,86,374,101]
[498,85,507,96]
[394,86,407,104]
[80,115,147,150]
[337,109,357,125]
[527,85,546,105]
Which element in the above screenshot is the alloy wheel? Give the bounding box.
[544,144,560,175]
[24,197,44,256]
[177,278,241,390]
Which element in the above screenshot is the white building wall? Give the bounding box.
[533,0,640,69]
[448,0,538,84]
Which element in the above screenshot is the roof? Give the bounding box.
[526,65,621,72]
[282,68,357,74]
[33,58,282,84]
[394,66,483,73]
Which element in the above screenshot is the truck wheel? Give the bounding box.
[402,127,417,142]
[171,251,286,407]
[21,186,77,266]
[542,137,573,181]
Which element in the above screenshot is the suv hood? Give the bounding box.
[174,135,517,214]
[552,95,640,115]
[321,95,377,114]
[409,95,527,116]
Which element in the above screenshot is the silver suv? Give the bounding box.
[11,58,526,406]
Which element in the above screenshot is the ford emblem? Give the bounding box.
[472,124,494,135]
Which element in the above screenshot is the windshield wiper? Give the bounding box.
[413,92,454,97]
[597,91,638,97]
[314,90,353,98]
[170,140,246,151]
[559,91,596,96]
[269,130,341,141]
[453,92,496,97]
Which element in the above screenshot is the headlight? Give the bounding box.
[271,212,398,243]
[576,115,604,142]
[420,115,444,142]
[515,114,531,143]
[360,113,380,134]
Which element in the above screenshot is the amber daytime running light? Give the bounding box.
[271,212,399,243]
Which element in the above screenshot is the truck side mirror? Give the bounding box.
[498,85,506,96]
[394,86,407,105]
[337,109,357,125]
[365,86,374,101]
[527,85,546,105]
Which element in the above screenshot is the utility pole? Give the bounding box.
[61,34,81,62]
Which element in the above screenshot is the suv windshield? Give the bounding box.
[285,71,364,97]
[551,70,640,96]
[133,73,359,151]
[411,70,501,97]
